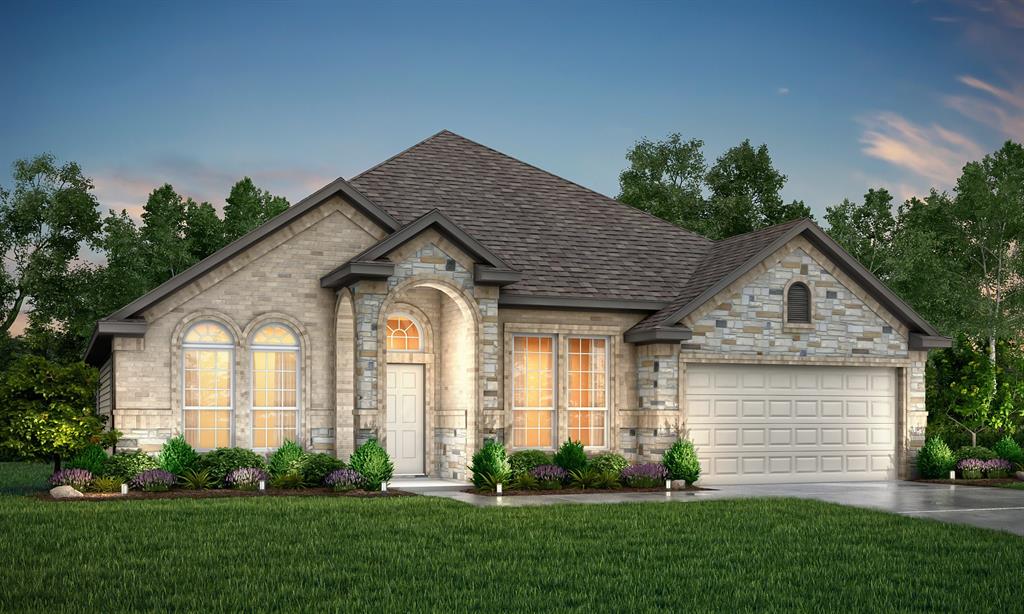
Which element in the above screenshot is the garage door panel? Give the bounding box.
[686,364,896,485]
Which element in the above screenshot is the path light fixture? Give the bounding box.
[120,483,128,495]
[496,483,503,495]
[381,482,388,493]
[949,471,956,480]
[259,480,266,491]
[665,479,672,491]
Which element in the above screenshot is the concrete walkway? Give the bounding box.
[392,478,1024,536]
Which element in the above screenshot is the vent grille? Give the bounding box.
[787,283,811,323]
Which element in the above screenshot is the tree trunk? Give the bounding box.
[971,431,977,447]
[52,454,62,473]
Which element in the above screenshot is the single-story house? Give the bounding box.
[86,130,950,484]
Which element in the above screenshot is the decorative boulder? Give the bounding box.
[50,485,84,499]
[1016,471,1024,481]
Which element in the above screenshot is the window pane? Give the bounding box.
[253,324,298,346]
[567,337,609,448]
[251,348,298,449]
[386,316,420,351]
[512,336,555,448]
[184,321,232,344]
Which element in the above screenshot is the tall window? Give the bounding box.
[787,282,811,323]
[183,321,234,450]
[251,323,300,450]
[512,335,555,448]
[568,337,608,448]
[386,316,421,351]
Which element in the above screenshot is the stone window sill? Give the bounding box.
[783,322,815,334]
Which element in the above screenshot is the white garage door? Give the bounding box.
[685,364,896,485]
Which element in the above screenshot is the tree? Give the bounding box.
[824,188,896,279]
[705,140,811,238]
[139,184,193,282]
[222,177,289,243]
[0,354,102,470]
[618,134,709,231]
[184,198,225,261]
[618,135,810,239]
[0,154,101,336]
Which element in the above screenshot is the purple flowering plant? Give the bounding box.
[225,467,269,490]
[621,463,669,487]
[530,464,568,487]
[983,458,1013,477]
[49,468,93,489]
[324,468,363,491]
[131,469,176,492]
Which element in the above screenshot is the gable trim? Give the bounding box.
[642,219,945,340]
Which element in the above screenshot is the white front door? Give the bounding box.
[386,364,425,475]
[685,364,896,485]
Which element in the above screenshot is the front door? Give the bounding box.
[386,364,425,475]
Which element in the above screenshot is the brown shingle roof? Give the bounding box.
[349,130,712,302]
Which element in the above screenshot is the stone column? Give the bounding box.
[635,343,681,461]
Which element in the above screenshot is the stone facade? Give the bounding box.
[105,201,933,481]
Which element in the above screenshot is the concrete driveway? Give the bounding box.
[399,478,1024,536]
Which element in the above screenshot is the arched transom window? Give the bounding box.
[183,321,234,450]
[787,282,812,323]
[251,323,300,450]
[386,316,421,351]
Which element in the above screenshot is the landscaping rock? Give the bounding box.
[50,485,84,499]
[1016,471,1024,481]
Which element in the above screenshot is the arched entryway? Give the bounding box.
[376,278,478,478]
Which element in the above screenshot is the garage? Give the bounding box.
[685,363,897,485]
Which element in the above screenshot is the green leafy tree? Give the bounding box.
[222,177,289,243]
[704,140,811,238]
[0,354,102,470]
[618,134,709,231]
[184,198,225,261]
[824,188,896,279]
[0,154,101,336]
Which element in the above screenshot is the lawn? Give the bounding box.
[1,463,1022,612]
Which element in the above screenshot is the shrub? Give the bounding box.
[992,436,1024,467]
[178,467,217,490]
[324,468,363,492]
[49,468,93,489]
[508,450,551,479]
[621,463,669,488]
[131,469,176,492]
[530,464,567,489]
[953,446,996,462]
[158,435,200,475]
[267,440,309,478]
[510,472,539,491]
[916,437,956,479]
[469,440,511,489]
[594,470,622,489]
[303,453,346,485]
[199,448,267,486]
[224,467,269,490]
[568,467,601,489]
[957,458,986,479]
[984,458,1013,479]
[663,439,701,485]
[588,452,629,476]
[348,439,394,490]
[90,476,122,493]
[66,444,108,475]
[271,472,307,489]
[101,451,159,480]
[553,439,587,473]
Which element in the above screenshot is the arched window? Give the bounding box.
[386,316,421,351]
[787,282,811,323]
[251,323,300,450]
[183,321,234,450]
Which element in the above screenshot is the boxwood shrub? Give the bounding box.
[157,435,200,475]
[469,440,510,489]
[588,452,628,476]
[663,439,701,485]
[508,450,551,479]
[953,445,996,462]
[267,440,308,478]
[917,437,955,479]
[200,448,267,486]
[992,436,1024,467]
[101,451,159,480]
[303,453,345,485]
[348,439,393,490]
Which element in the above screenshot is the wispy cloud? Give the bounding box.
[777,87,790,96]
[945,74,1024,140]
[858,112,983,186]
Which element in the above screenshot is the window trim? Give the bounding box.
[181,321,236,451]
[566,335,611,450]
[510,333,558,450]
[385,314,424,353]
[249,322,302,452]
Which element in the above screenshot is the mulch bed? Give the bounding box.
[465,485,710,496]
[41,488,416,502]
[916,478,1022,488]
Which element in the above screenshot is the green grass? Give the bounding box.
[0,464,1021,612]
[0,461,51,496]
[997,481,1024,490]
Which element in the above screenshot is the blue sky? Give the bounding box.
[2,0,1022,221]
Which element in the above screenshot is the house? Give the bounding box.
[85,130,950,484]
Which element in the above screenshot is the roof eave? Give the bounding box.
[498,294,666,312]
[84,319,148,366]
[474,265,523,286]
[909,333,953,350]
[623,326,693,345]
[320,261,395,290]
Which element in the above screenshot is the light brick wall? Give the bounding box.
[112,198,384,452]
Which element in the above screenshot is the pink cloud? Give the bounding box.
[859,112,983,186]
[945,75,1024,140]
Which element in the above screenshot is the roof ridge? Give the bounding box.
[711,217,812,244]
[354,129,712,244]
